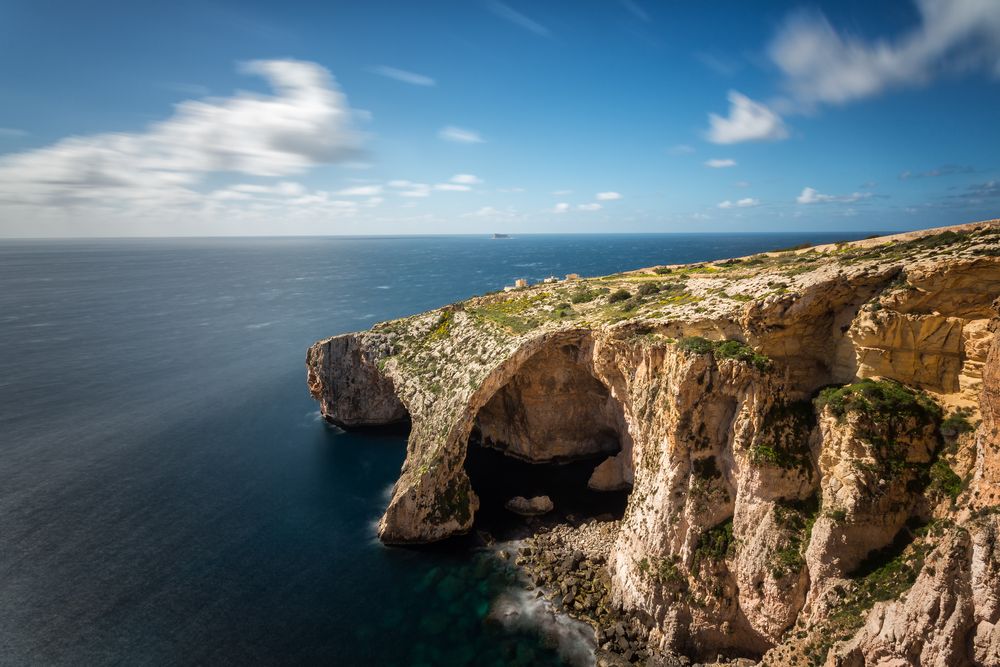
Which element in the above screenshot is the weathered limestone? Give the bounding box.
[307,220,1000,664]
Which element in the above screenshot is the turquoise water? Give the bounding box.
[0,233,870,665]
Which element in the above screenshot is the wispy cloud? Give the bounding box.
[769,1,1000,109]
[485,1,550,37]
[369,65,436,87]
[0,127,27,138]
[899,164,976,180]
[438,126,485,143]
[705,158,737,168]
[619,0,649,22]
[796,186,872,204]
[667,144,695,155]
[596,191,622,201]
[551,189,573,195]
[578,203,602,211]
[707,91,788,144]
[450,173,482,184]
[553,202,570,213]
[695,52,741,77]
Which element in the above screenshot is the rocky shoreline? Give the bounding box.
[499,518,760,667]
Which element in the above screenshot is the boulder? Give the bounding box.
[505,495,554,516]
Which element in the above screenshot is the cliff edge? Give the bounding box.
[307,220,1000,666]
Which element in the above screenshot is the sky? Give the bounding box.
[0,0,999,237]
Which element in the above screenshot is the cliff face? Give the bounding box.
[307,221,1000,665]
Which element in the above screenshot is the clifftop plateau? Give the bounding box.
[308,220,1000,666]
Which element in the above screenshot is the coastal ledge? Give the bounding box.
[307,220,1000,665]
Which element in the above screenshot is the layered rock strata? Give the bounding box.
[307,221,1000,665]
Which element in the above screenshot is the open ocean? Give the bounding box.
[0,233,871,666]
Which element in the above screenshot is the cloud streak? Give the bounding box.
[369,65,436,87]
[486,1,550,37]
[769,0,1000,108]
[438,126,485,143]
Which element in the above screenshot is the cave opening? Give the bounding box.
[463,341,633,540]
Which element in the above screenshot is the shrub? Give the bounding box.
[694,518,734,566]
[637,283,660,296]
[815,378,942,425]
[713,340,772,371]
[570,289,597,304]
[653,266,673,275]
[928,460,962,501]
[677,336,714,355]
[608,288,631,303]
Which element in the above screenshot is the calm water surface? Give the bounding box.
[0,233,870,665]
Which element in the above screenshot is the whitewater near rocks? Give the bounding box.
[308,220,1000,666]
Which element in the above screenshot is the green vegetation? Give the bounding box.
[427,309,453,342]
[815,378,941,426]
[771,493,820,579]
[694,518,734,568]
[637,282,660,296]
[570,287,604,304]
[751,401,815,473]
[608,288,632,303]
[677,336,771,371]
[653,266,673,275]
[928,459,962,501]
[677,336,714,355]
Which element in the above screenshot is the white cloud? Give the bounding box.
[486,1,550,37]
[438,126,485,143]
[578,203,602,211]
[335,184,382,196]
[796,186,872,204]
[770,1,1000,108]
[596,191,622,201]
[553,202,570,213]
[0,59,363,231]
[450,173,482,184]
[705,158,737,168]
[369,65,435,87]
[707,91,788,144]
[433,183,471,192]
[717,198,757,209]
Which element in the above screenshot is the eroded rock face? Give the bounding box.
[476,342,627,462]
[306,332,408,427]
[306,221,1000,663]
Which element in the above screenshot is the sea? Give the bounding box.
[0,233,871,666]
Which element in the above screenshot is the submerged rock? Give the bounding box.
[505,495,554,516]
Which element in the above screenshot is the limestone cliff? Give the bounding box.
[307,220,1000,665]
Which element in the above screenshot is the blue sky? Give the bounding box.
[0,0,998,236]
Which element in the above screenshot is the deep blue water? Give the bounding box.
[0,233,873,666]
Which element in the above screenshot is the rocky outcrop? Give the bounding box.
[306,220,1000,664]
